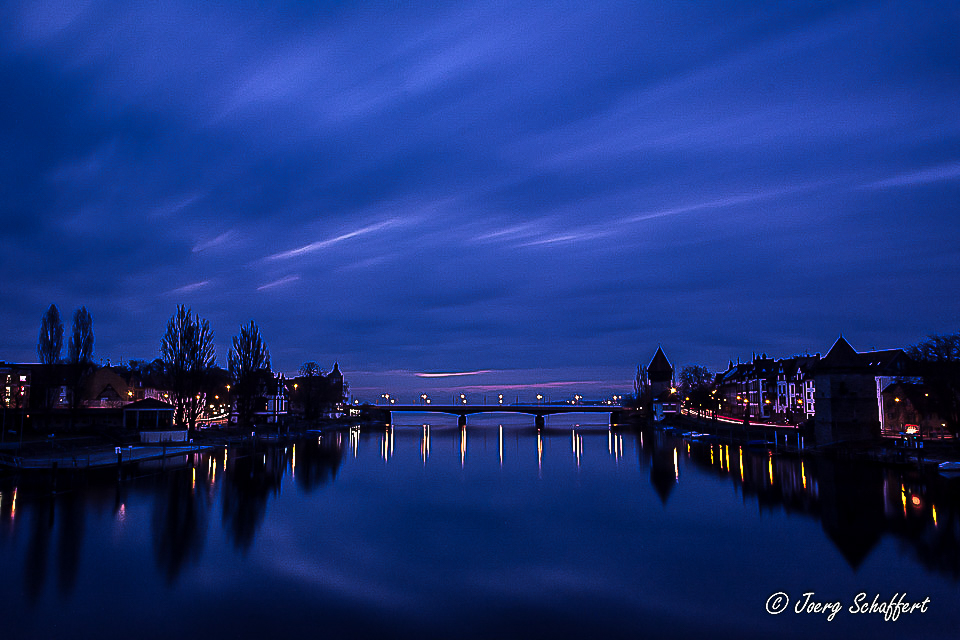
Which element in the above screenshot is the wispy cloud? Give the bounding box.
[474,222,543,243]
[165,280,210,295]
[416,370,493,378]
[624,184,825,224]
[518,229,614,247]
[257,275,300,291]
[192,230,239,253]
[457,380,605,392]
[864,162,960,189]
[150,192,204,219]
[264,219,402,261]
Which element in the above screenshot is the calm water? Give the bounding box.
[1,413,959,639]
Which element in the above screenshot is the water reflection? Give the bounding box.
[633,426,960,578]
[152,464,207,583]
[3,421,960,637]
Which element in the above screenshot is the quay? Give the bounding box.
[0,443,214,471]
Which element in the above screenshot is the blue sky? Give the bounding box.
[1,1,958,400]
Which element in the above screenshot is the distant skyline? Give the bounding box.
[1,2,958,400]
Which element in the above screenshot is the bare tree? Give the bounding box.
[66,307,94,419]
[679,364,712,394]
[229,321,271,427]
[908,332,960,439]
[37,304,64,365]
[299,361,322,377]
[161,305,216,432]
[68,307,94,365]
[36,304,65,413]
[908,333,960,363]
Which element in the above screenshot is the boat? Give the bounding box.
[937,461,960,478]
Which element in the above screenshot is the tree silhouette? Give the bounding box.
[66,307,94,418]
[161,305,216,432]
[36,304,64,414]
[37,304,63,365]
[67,307,94,365]
[907,332,960,438]
[299,361,321,377]
[229,321,270,427]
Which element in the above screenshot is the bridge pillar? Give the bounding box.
[610,411,621,426]
[458,414,467,427]
[535,415,545,428]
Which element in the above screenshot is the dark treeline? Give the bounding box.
[10,304,346,434]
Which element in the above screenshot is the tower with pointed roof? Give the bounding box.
[814,336,883,445]
[646,347,674,398]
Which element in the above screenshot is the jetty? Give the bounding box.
[0,443,213,471]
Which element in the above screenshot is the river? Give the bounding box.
[1,413,958,639]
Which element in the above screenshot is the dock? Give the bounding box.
[0,444,213,470]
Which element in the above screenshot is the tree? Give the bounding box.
[299,361,321,377]
[679,364,712,394]
[66,307,95,418]
[679,364,714,414]
[229,321,271,427]
[36,304,65,413]
[37,304,64,365]
[294,361,328,422]
[160,305,216,432]
[907,332,960,439]
[907,333,960,363]
[68,307,94,365]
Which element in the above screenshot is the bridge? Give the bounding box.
[378,404,630,428]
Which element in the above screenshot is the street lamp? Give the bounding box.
[536,394,543,405]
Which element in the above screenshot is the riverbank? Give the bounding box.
[653,412,960,474]
[0,417,354,471]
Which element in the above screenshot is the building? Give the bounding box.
[0,362,30,411]
[287,363,346,420]
[813,337,911,445]
[646,348,674,398]
[774,355,820,423]
[644,348,677,422]
[880,382,949,439]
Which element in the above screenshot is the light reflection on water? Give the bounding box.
[0,414,959,639]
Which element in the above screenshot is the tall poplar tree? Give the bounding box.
[37,304,64,365]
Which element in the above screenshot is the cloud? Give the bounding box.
[165,281,210,295]
[457,380,605,392]
[416,370,493,378]
[192,230,239,253]
[864,162,960,189]
[257,275,300,291]
[263,219,403,261]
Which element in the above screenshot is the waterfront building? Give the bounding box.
[646,347,673,398]
[774,355,820,423]
[287,362,346,420]
[646,348,677,422]
[880,381,949,439]
[813,337,915,445]
[0,362,30,410]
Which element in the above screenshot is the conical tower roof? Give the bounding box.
[648,346,672,374]
[820,336,861,370]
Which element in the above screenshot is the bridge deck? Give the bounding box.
[384,404,624,416]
